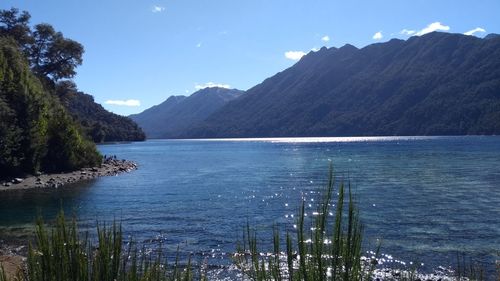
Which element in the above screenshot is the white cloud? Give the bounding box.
[105,99,141,107]
[284,50,306,61]
[372,31,383,40]
[400,29,416,36]
[321,35,330,42]
[196,42,202,48]
[311,47,320,52]
[195,82,231,90]
[415,22,450,36]
[152,5,165,13]
[464,27,486,36]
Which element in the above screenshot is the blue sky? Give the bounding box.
[1,0,499,115]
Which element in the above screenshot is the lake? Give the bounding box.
[1,136,499,277]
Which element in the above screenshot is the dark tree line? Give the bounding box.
[0,37,101,179]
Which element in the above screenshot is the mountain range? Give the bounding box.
[133,32,500,139]
[130,87,244,138]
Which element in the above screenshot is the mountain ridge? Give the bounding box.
[179,32,500,138]
[130,87,244,138]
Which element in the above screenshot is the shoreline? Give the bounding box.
[0,158,138,278]
[0,158,137,192]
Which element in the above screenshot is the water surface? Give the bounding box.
[1,136,499,274]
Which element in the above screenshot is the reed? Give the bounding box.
[233,166,372,281]
[23,210,198,281]
[455,253,486,281]
[0,265,7,281]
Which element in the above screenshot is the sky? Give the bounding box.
[1,0,499,115]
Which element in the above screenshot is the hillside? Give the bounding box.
[130,87,244,138]
[0,38,101,179]
[182,32,500,138]
[56,81,146,142]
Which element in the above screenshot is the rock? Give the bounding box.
[91,167,98,172]
[12,178,23,184]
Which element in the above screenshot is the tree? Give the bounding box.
[1,8,84,81]
[29,23,84,81]
[0,7,33,49]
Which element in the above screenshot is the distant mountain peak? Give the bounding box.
[485,33,500,40]
[130,87,244,139]
[339,43,358,51]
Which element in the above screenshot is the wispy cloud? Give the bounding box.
[321,35,330,42]
[464,27,486,36]
[372,31,383,40]
[152,5,165,13]
[195,82,231,90]
[400,29,416,36]
[415,22,450,36]
[196,42,202,48]
[284,50,306,61]
[105,99,141,107]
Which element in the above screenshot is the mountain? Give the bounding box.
[55,81,146,143]
[0,38,101,178]
[484,33,500,40]
[130,87,244,138]
[182,32,500,138]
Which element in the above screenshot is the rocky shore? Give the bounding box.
[0,157,138,191]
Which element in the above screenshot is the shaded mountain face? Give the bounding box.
[129,87,244,138]
[181,32,500,138]
[56,82,146,143]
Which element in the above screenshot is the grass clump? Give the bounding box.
[234,166,373,281]
[22,210,201,281]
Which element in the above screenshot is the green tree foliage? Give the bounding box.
[0,8,32,50]
[29,23,83,80]
[0,8,83,81]
[0,7,144,144]
[0,38,100,179]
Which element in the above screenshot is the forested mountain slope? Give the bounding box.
[183,32,500,138]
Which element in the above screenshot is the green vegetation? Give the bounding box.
[4,213,199,281]
[22,211,200,281]
[233,167,371,281]
[0,7,145,178]
[0,266,7,281]
[0,7,145,145]
[56,81,145,142]
[0,7,83,82]
[0,37,101,179]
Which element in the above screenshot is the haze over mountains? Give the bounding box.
[133,32,500,139]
